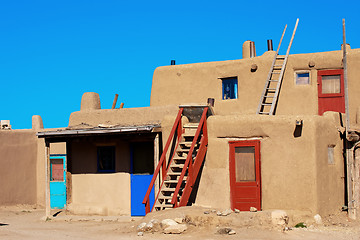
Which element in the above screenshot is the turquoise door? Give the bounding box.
[50,155,67,209]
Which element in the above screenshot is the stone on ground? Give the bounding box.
[163,224,187,234]
[161,219,178,228]
[250,207,257,212]
[314,214,322,224]
[271,210,289,226]
[221,209,233,216]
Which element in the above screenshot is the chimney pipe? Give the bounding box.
[171,60,176,65]
[267,39,273,51]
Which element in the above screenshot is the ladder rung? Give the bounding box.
[271,72,280,74]
[259,112,270,114]
[264,96,275,98]
[266,88,276,90]
[262,103,272,106]
[269,80,279,82]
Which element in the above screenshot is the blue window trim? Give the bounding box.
[222,77,238,100]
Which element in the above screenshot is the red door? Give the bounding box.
[317,69,345,115]
[229,140,261,211]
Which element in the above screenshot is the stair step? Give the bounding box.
[183,123,199,128]
[170,163,185,168]
[158,195,173,200]
[155,203,173,208]
[161,187,175,192]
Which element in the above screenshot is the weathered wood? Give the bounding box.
[119,102,124,109]
[45,142,50,217]
[111,94,119,109]
[66,172,72,205]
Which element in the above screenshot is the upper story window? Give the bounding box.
[295,71,310,85]
[222,77,238,100]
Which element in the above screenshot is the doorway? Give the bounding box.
[317,69,345,115]
[50,155,67,209]
[130,142,155,216]
[229,140,261,211]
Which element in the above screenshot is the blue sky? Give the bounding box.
[1,0,359,129]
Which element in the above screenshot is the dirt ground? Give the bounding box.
[0,205,360,240]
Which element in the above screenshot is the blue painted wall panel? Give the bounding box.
[131,174,154,216]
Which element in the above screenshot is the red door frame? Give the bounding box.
[229,140,261,211]
[317,69,345,115]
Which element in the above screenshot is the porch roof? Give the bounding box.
[36,124,161,141]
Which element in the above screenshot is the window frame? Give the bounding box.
[221,77,238,100]
[97,146,116,173]
[294,70,311,85]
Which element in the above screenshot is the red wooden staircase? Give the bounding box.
[142,105,212,214]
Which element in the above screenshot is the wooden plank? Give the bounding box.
[45,142,51,217]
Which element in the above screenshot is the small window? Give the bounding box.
[328,145,335,164]
[97,146,115,172]
[222,77,238,100]
[295,72,310,85]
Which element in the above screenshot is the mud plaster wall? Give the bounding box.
[67,137,131,215]
[68,105,178,128]
[70,173,130,215]
[0,130,37,205]
[150,49,360,124]
[195,113,344,215]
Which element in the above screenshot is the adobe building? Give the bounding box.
[1,26,360,219]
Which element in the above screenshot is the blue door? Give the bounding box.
[131,174,154,216]
[130,142,155,216]
[50,155,67,209]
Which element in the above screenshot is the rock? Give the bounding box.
[161,219,178,228]
[221,209,233,216]
[234,209,240,213]
[250,207,257,212]
[314,214,322,224]
[137,222,146,231]
[174,217,183,224]
[163,224,187,234]
[211,210,217,213]
[228,230,236,235]
[271,210,289,226]
[204,211,210,214]
[137,232,143,236]
[217,227,232,234]
[216,211,222,216]
[145,222,153,231]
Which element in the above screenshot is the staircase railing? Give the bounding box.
[142,108,184,214]
[172,107,208,207]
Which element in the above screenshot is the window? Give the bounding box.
[97,146,115,172]
[328,145,335,164]
[322,75,341,94]
[234,146,256,181]
[222,77,238,100]
[295,71,310,85]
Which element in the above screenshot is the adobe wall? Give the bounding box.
[195,112,344,215]
[0,130,37,205]
[151,49,360,124]
[69,173,130,215]
[68,105,178,128]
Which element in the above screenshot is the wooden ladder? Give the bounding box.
[256,18,299,115]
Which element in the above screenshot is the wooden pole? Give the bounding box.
[45,142,51,218]
[119,102,124,109]
[112,94,119,109]
[343,19,355,219]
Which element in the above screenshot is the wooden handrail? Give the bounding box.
[171,107,208,206]
[142,108,184,211]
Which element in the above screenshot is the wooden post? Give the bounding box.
[112,94,119,109]
[45,142,51,218]
[119,102,124,109]
[154,134,160,200]
[343,19,355,219]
